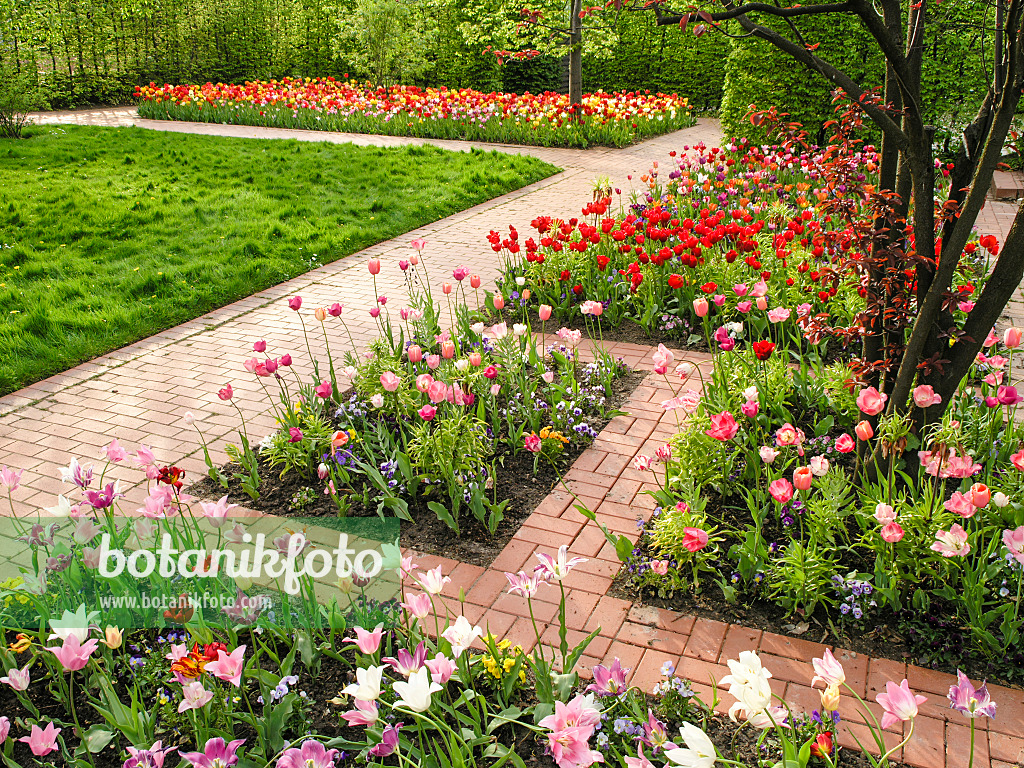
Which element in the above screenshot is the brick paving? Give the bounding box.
[6,108,1024,767]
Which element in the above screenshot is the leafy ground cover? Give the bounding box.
[135,80,694,148]
[0,125,556,395]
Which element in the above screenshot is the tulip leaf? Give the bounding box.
[81,726,115,754]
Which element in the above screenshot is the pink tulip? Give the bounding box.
[811,649,846,688]
[402,592,432,619]
[693,297,709,317]
[18,723,61,757]
[652,344,675,374]
[834,433,855,453]
[542,370,555,384]
[793,466,813,491]
[415,373,433,393]
[713,294,726,307]
[288,296,302,311]
[681,528,709,552]
[367,258,381,275]
[1,664,29,691]
[407,345,423,363]
[418,405,436,421]
[873,503,896,524]
[329,302,344,316]
[441,341,456,359]
[179,680,214,713]
[1003,526,1024,565]
[205,645,246,687]
[755,296,768,311]
[380,372,401,392]
[881,522,904,543]
[856,385,888,415]
[998,385,1024,405]
[428,380,448,404]
[650,560,669,575]
[342,699,379,727]
[426,354,440,370]
[969,482,990,508]
[369,307,381,318]
[931,524,971,557]
[484,365,498,379]
[740,399,759,418]
[733,283,749,297]
[751,280,768,297]
[442,282,452,295]
[493,293,505,310]
[705,411,738,441]
[315,380,333,399]
[344,624,384,654]
[468,352,482,367]
[876,679,927,729]
[425,653,457,685]
[737,300,752,312]
[253,339,267,353]
[855,420,874,440]
[767,307,791,323]
[411,238,427,251]
[218,384,234,401]
[539,304,552,321]
[1004,327,1022,348]
[769,479,794,504]
[912,385,941,408]
[470,275,481,289]
[279,354,292,366]
[47,634,99,672]
[264,358,278,374]
[759,446,779,463]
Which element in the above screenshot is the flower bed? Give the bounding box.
[134,79,694,148]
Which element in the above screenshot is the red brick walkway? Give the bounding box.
[5,110,1022,768]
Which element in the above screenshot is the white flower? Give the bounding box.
[513,323,528,337]
[441,615,483,658]
[370,393,385,408]
[742,385,758,401]
[809,455,830,476]
[48,605,98,643]
[45,495,74,518]
[471,322,484,335]
[725,321,745,338]
[393,667,443,712]
[720,651,773,722]
[183,412,195,426]
[515,276,526,287]
[665,722,717,768]
[994,492,1010,508]
[454,359,470,372]
[342,664,385,701]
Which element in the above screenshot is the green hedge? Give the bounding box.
[720,8,990,144]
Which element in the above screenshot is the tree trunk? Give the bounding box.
[569,0,583,122]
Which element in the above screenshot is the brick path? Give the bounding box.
[5,109,1023,767]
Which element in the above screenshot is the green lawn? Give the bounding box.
[0,126,557,395]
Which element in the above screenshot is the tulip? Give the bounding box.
[407,345,422,363]
[279,354,292,366]
[47,634,99,672]
[426,354,440,370]
[881,522,904,542]
[344,624,384,655]
[856,386,887,416]
[329,302,343,316]
[468,352,482,367]
[0,664,29,691]
[288,296,302,311]
[855,420,874,440]
[253,339,267,353]
[1004,327,1022,348]
[205,646,246,687]
[442,282,452,295]
[539,304,552,321]
[493,293,505,310]
[179,680,215,713]
[755,296,768,310]
[912,384,941,408]
[18,723,61,757]
[969,482,990,508]
[693,297,709,317]
[367,258,381,275]
[441,341,456,359]
[876,679,927,729]
[314,307,327,322]
[834,433,855,453]
[103,626,122,649]
[218,383,233,401]
[315,380,333,399]
[402,592,432,619]
[821,684,841,712]
[380,371,401,392]
[768,479,793,504]
[793,466,813,491]
[369,307,381,318]
[484,365,498,379]
[811,649,846,688]
[418,405,436,421]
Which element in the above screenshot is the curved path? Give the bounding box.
[3,109,1022,768]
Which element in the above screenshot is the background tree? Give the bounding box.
[639,0,1024,442]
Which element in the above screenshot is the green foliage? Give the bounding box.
[0,56,41,139]
[720,5,991,144]
[0,126,555,394]
[669,415,736,490]
[765,539,839,617]
[337,0,436,86]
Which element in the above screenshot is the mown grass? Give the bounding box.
[0,126,557,395]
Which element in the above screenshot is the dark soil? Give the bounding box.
[187,370,646,569]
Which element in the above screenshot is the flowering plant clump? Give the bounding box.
[210,241,628,535]
[135,79,693,148]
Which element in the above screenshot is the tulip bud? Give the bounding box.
[103,626,123,650]
[793,466,813,491]
[855,420,873,441]
[493,294,505,310]
[693,297,709,317]
[314,307,327,322]
[1005,327,1022,348]
[441,341,456,359]
[468,352,482,367]
[522,289,531,301]
[470,275,481,288]
[756,296,768,311]
[970,482,990,508]
[821,684,840,712]
[367,258,381,275]
[318,463,329,480]
[994,491,1009,507]
[442,282,453,295]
